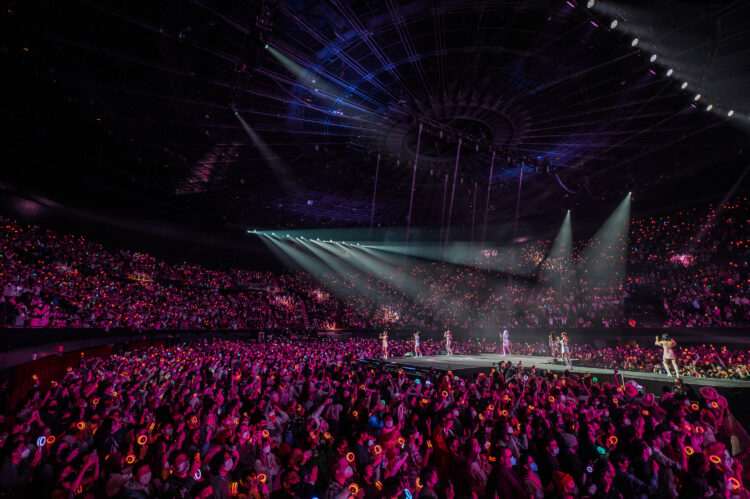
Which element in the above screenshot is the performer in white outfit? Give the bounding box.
[560,332,572,369]
[413,331,422,358]
[444,330,453,356]
[501,329,511,356]
[379,330,389,359]
[655,334,679,377]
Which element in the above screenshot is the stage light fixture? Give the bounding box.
[587,0,595,8]
[631,38,639,47]
[610,20,618,29]
[681,82,688,89]
[666,69,674,77]
[649,54,657,62]
[264,44,269,49]
[728,110,734,117]
[694,94,701,101]
[706,104,713,111]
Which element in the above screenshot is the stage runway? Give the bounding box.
[385,353,750,389]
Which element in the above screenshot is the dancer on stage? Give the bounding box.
[501,329,512,356]
[444,329,453,356]
[379,330,389,359]
[413,331,423,358]
[560,332,572,369]
[548,332,559,361]
[655,334,680,377]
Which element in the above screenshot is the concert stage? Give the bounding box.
[379,353,749,388]
[361,353,750,427]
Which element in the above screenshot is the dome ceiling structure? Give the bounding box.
[2,0,750,240]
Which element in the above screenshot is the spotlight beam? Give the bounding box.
[298,239,381,304]
[344,245,428,301]
[541,211,573,286]
[367,242,528,276]
[349,245,479,328]
[234,112,296,192]
[263,235,332,276]
[309,240,430,315]
[579,193,631,292]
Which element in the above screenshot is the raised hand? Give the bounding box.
[309,465,318,484]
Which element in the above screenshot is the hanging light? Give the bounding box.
[681,82,688,89]
[666,68,674,77]
[706,104,713,111]
[649,54,658,62]
[631,38,639,47]
[610,20,618,29]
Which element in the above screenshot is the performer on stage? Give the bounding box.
[501,329,512,356]
[655,334,679,377]
[560,332,572,369]
[413,331,423,358]
[379,330,389,359]
[548,332,559,360]
[444,329,453,356]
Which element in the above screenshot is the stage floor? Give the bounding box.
[386,353,750,388]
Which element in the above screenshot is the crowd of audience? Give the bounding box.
[628,199,750,328]
[1,197,748,332]
[2,338,750,499]
[0,222,281,330]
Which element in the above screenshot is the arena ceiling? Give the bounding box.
[2,0,750,241]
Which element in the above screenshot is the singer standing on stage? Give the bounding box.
[414,331,423,358]
[501,329,512,356]
[560,332,572,369]
[379,330,389,359]
[655,334,680,377]
[444,330,453,356]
